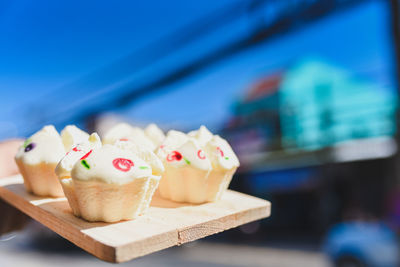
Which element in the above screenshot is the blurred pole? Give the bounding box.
[387,0,400,232]
[390,0,400,187]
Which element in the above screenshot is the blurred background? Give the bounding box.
[1,0,400,266]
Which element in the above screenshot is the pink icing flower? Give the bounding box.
[197,149,206,160]
[112,158,134,172]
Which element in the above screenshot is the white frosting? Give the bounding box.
[166,138,211,170]
[188,125,213,146]
[103,123,156,151]
[156,130,186,159]
[55,133,102,178]
[114,140,164,175]
[130,127,157,150]
[71,144,152,185]
[161,130,188,149]
[15,125,65,165]
[158,126,239,171]
[145,123,165,146]
[61,125,89,151]
[203,135,240,170]
[103,123,133,144]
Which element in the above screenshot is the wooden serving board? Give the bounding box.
[0,175,270,263]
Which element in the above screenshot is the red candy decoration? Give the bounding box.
[119,138,129,141]
[67,146,82,155]
[113,158,134,172]
[80,150,93,160]
[65,147,82,155]
[197,149,206,160]
[216,147,224,157]
[166,151,182,162]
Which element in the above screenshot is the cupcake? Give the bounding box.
[156,126,239,203]
[15,125,66,197]
[58,141,163,222]
[103,123,164,151]
[15,125,91,197]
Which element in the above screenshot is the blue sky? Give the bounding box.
[0,0,396,138]
[0,0,241,137]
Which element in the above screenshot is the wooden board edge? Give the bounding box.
[0,185,118,263]
[115,229,179,263]
[114,201,270,263]
[177,200,270,245]
[0,177,272,263]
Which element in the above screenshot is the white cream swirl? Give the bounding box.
[144,123,165,146]
[71,144,152,185]
[61,125,90,151]
[15,125,65,165]
[103,123,158,151]
[114,139,164,176]
[55,133,102,178]
[157,126,239,171]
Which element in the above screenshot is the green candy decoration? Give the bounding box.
[184,157,191,165]
[81,160,90,170]
[23,139,31,148]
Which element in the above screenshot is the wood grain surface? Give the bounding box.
[0,175,270,263]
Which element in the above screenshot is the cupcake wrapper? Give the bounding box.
[206,168,236,202]
[138,175,160,215]
[61,176,160,223]
[60,178,80,217]
[16,159,64,197]
[158,166,237,204]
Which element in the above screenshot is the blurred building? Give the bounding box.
[224,59,397,170]
[280,59,397,150]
